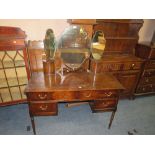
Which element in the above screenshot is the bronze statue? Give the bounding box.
[44,29,56,60]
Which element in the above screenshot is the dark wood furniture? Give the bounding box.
[68,19,144,99]
[26,40,44,75]
[135,42,155,95]
[0,26,28,106]
[25,72,124,134]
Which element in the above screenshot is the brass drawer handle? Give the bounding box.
[105,92,112,97]
[39,105,48,111]
[131,63,135,69]
[85,92,91,98]
[38,94,47,99]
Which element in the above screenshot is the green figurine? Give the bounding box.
[44,29,56,60]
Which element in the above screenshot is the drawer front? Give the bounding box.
[143,69,155,77]
[91,62,142,73]
[90,100,117,112]
[29,102,58,116]
[78,90,117,100]
[136,85,155,94]
[27,90,118,102]
[27,92,52,101]
[139,76,155,85]
[145,60,155,69]
[123,62,142,70]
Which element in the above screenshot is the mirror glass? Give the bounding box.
[91,30,106,60]
[57,25,91,70]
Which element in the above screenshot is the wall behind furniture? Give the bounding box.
[139,19,155,42]
[0,19,154,42]
[0,19,69,40]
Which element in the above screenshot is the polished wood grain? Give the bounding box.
[25,72,124,93]
[0,26,26,51]
[27,40,44,75]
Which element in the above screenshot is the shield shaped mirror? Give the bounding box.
[57,25,91,71]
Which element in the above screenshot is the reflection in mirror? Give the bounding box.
[91,30,106,60]
[57,25,91,71]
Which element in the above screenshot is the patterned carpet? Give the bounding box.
[0,95,155,135]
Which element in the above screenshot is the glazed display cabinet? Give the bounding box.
[0,26,29,106]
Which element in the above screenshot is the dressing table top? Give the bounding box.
[25,72,124,92]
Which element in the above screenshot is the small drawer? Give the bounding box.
[143,69,155,77]
[145,60,155,69]
[123,62,142,70]
[90,100,117,112]
[139,76,155,85]
[29,102,58,116]
[27,92,52,101]
[78,90,117,100]
[99,63,122,72]
[136,85,154,94]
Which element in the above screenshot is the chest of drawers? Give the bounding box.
[90,54,144,98]
[135,43,155,95]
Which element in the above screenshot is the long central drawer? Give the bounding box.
[26,90,118,101]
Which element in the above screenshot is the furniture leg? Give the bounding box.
[108,109,117,129]
[30,116,36,135]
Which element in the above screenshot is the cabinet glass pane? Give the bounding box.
[10,87,21,100]
[16,67,28,85]
[0,61,2,68]
[3,51,16,68]
[5,69,18,86]
[0,70,7,88]
[0,88,11,102]
[15,50,25,67]
[0,49,28,104]
[20,86,26,99]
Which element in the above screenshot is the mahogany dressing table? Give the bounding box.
[25,25,124,134]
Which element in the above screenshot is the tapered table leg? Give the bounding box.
[108,109,117,129]
[30,116,36,135]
